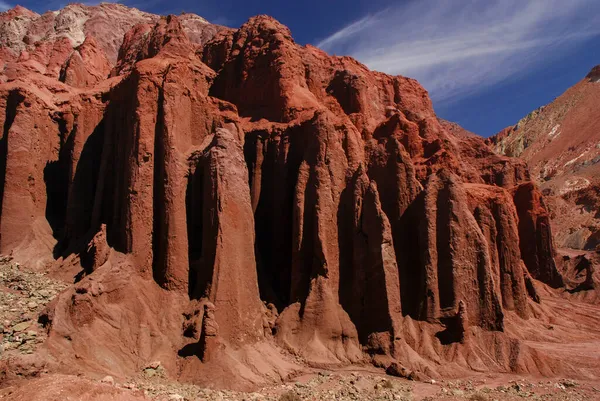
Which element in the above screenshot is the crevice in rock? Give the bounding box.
[337,181,355,317]
[0,91,23,247]
[243,127,304,310]
[435,184,455,310]
[61,120,105,256]
[326,70,362,115]
[291,162,318,307]
[491,202,524,316]
[152,85,168,286]
[365,138,422,318]
[103,82,136,254]
[337,171,398,345]
[476,234,504,331]
[44,115,72,255]
[435,315,463,345]
[397,200,425,318]
[185,138,221,301]
[186,155,206,299]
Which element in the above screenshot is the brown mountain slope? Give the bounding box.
[0,4,598,393]
[489,67,600,250]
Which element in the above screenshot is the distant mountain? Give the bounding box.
[489,66,600,250]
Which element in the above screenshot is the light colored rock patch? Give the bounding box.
[0,15,36,53]
[559,177,591,195]
[548,124,561,139]
[54,5,90,47]
[564,151,588,167]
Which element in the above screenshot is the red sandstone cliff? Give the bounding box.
[0,4,579,390]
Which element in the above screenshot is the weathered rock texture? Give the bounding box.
[0,4,573,389]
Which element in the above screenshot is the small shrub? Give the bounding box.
[382,379,394,389]
[279,390,302,401]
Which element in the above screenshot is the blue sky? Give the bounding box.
[3,0,600,137]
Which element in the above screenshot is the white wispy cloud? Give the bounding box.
[0,1,12,11]
[210,16,235,27]
[317,0,600,102]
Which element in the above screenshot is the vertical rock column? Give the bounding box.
[338,166,402,355]
[513,182,564,288]
[190,127,265,346]
[0,89,60,255]
[94,58,215,289]
[100,68,159,273]
[151,66,199,291]
[366,136,421,317]
[276,111,363,364]
[416,171,504,330]
[468,186,531,320]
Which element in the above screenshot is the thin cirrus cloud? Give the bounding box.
[0,1,12,11]
[316,0,600,103]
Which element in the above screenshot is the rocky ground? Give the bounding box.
[128,370,600,401]
[0,258,599,400]
[4,368,599,400]
[0,256,67,358]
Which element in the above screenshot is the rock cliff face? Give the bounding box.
[0,4,571,389]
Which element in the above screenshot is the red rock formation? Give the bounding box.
[0,4,575,387]
[0,3,228,85]
[513,183,564,288]
[410,171,505,329]
[60,36,111,87]
[338,166,402,352]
